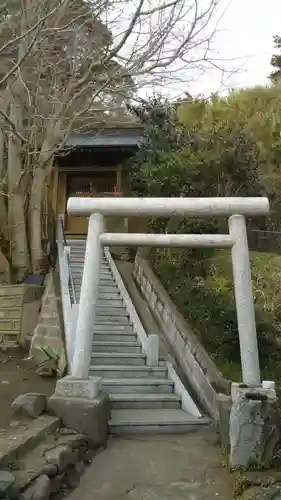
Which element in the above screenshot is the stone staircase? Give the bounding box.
[68,239,208,434]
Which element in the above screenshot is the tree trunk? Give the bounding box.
[0,128,7,231]
[0,90,8,230]
[28,130,57,275]
[6,6,32,282]
[8,96,30,282]
[29,166,45,274]
[0,250,11,283]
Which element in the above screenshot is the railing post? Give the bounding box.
[146,334,159,366]
[63,246,71,285]
[68,303,79,371]
[228,214,261,387]
[72,213,104,378]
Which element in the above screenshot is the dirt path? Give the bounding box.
[0,348,55,430]
[67,430,234,500]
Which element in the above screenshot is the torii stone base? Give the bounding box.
[48,377,110,448]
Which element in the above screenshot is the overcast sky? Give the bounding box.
[191,0,281,97]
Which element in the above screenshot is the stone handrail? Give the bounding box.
[132,254,231,420]
[57,215,78,372]
[104,247,159,367]
[58,217,76,305]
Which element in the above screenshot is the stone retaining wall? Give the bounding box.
[132,255,231,420]
[0,285,44,347]
[30,269,67,376]
[0,420,96,499]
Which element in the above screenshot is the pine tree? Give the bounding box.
[269,35,281,83]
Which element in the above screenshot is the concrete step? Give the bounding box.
[96,300,124,308]
[98,292,121,300]
[70,256,107,262]
[109,393,181,409]
[74,280,118,287]
[92,340,141,354]
[89,365,168,379]
[109,409,210,435]
[93,324,134,333]
[94,316,132,325]
[67,249,87,252]
[91,352,146,366]
[72,261,108,268]
[69,250,86,253]
[99,272,114,279]
[71,257,108,264]
[70,250,103,255]
[69,247,103,253]
[94,332,137,342]
[98,275,114,282]
[73,286,119,294]
[95,308,128,317]
[71,266,111,275]
[103,378,173,394]
[74,284,119,294]
[98,285,120,294]
[98,296,122,304]
[98,281,117,287]
[96,302,124,309]
[72,282,82,288]
[74,275,115,283]
[69,250,99,254]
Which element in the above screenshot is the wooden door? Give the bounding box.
[65,171,117,236]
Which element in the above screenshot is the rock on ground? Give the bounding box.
[0,470,15,495]
[22,474,50,500]
[242,485,281,499]
[44,444,76,472]
[12,393,47,419]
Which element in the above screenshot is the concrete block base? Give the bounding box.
[229,385,280,469]
[48,393,110,448]
[47,377,110,447]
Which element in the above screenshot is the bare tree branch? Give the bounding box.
[0,0,67,56]
[0,108,25,142]
[0,0,68,88]
[0,0,230,276]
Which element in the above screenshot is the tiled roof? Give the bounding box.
[65,129,144,148]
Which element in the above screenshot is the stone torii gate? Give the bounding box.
[67,196,270,389]
[50,195,280,470]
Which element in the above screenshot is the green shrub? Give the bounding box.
[151,249,281,381]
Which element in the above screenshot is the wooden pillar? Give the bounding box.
[116,166,122,193]
[57,172,67,229]
[51,167,59,215]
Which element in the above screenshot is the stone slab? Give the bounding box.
[0,416,60,466]
[10,428,89,492]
